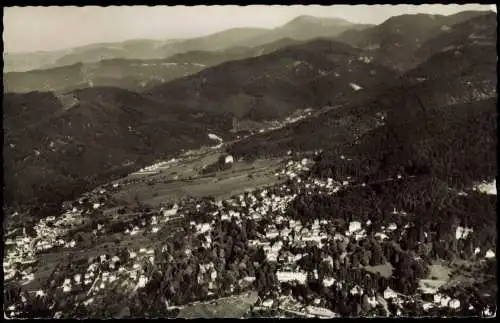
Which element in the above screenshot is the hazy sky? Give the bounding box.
[3,4,496,53]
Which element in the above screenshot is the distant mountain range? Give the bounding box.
[3,38,306,94]
[3,14,373,93]
[233,15,372,48]
[5,11,494,95]
[4,15,372,73]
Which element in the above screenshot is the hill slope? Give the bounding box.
[147,39,398,121]
[312,97,497,187]
[336,10,494,71]
[242,15,373,47]
[3,88,233,207]
[4,16,376,94]
[157,28,270,56]
[3,29,266,72]
[165,38,304,67]
[3,39,174,72]
[227,39,497,169]
[410,11,497,69]
[3,59,208,93]
[3,38,306,94]
[3,49,74,73]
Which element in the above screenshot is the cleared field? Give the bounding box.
[177,291,259,318]
[112,148,285,206]
[363,262,394,279]
[418,263,452,294]
[443,259,496,290]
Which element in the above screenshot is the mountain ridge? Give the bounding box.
[4,15,372,72]
[335,10,495,70]
[146,38,398,121]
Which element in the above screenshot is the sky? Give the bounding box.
[3,4,496,53]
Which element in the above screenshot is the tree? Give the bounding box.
[394,253,413,282]
[411,260,428,280]
[362,294,373,315]
[352,254,361,268]
[361,250,371,266]
[370,241,385,266]
[334,259,341,272]
[254,247,266,264]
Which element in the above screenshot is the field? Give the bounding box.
[177,291,259,318]
[418,264,452,294]
[114,148,285,205]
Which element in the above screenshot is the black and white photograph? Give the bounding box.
[2,4,497,318]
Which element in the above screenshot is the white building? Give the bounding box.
[208,133,223,142]
[225,155,234,164]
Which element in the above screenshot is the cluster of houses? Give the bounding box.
[3,151,497,318]
[134,158,180,175]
